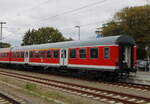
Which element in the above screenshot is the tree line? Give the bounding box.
[21,27,73,46]
[98,5,150,59]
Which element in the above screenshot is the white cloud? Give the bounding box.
[0,0,147,46]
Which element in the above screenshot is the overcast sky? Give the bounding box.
[0,0,148,46]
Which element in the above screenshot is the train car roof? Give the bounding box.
[0,47,11,52]
[12,35,135,51]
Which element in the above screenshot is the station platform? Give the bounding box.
[127,71,150,85]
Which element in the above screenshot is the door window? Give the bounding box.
[25,52,28,58]
[63,50,66,58]
[61,50,67,58]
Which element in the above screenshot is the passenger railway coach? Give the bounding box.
[0,35,136,80]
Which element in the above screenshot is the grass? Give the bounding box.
[25,82,37,91]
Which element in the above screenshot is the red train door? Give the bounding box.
[60,49,68,66]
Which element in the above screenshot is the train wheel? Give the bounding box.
[119,72,129,81]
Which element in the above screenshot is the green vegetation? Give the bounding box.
[25,83,37,91]
[24,82,90,104]
[22,27,73,46]
[0,42,11,48]
[98,5,150,59]
[46,92,65,100]
[0,76,96,104]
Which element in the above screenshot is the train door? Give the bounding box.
[60,49,68,66]
[24,51,29,63]
[124,47,132,68]
[120,46,133,69]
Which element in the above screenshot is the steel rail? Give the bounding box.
[0,92,20,104]
[0,71,150,104]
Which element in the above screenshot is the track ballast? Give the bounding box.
[0,70,149,104]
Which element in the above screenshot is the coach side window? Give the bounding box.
[54,50,59,58]
[34,51,39,58]
[30,51,34,58]
[104,47,110,59]
[46,50,52,58]
[11,52,14,58]
[79,48,86,58]
[21,52,24,58]
[70,49,76,58]
[90,48,98,59]
[14,52,17,58]
[13,53,16,58]
[1,53,3,57]
[17,52,20,58]
[4,53,7,58]
[0,53,2,57]
[0,53,1,57]
[40,51,45,58]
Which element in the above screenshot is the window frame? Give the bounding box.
[104,47,110,59]
[79,48,87,59]
[21,52,24,58]
[53,50,59,59]
[46,50,52,58]
[30,51,34,58]
[69,49,76,59]
[1,53,3,57]
[14,52,17,58]
[40,51,45,59]
[90,48,99,59]
[16,52,20,58]
[34,51,39,58]
[11,52,14,58]
[4,52,7,58]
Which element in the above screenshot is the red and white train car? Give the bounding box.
[0,48,11,63]
[0,35,136,79]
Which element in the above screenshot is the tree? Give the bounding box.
[99,5,150,59]
[0,42,11,48]
[22,27,73,46]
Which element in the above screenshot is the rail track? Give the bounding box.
[49,70,150,91]
[1,66,150,91]
[0,92,20,104]
[27,68,150,91]
[98,81,150,91]
[0,70,150,104]
[12,68,150,91]
[4,67,150,91]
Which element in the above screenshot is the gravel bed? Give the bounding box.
[0,70,105,104]
[0,68,150,99]
[0,79,50,104]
